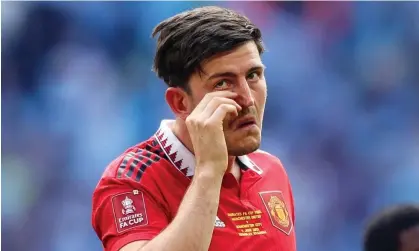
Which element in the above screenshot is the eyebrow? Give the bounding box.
[206,64,266,81]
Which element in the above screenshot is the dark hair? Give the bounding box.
[152,6,265,92]
[363,204,419,251]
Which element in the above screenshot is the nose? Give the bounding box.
[234,78,254,108]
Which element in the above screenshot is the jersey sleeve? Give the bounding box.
[92,177,169,251]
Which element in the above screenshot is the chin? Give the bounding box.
[227,137,261,156]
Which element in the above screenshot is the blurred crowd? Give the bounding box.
[2,2,419,251]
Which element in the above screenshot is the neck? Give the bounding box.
[171,118,237,172]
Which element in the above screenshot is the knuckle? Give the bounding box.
[205,92,218,100]
[207,98,220,107]
[187,116,206,127]
[221,104,234,110]
[185,116,197,125]
[185,117,192,125]
[202,94,212,102]
[202,120,214,129]
[219,103,228,109]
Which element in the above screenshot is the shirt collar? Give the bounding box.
[154,120,263,177]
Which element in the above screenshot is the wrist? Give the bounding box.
[189,167,224,205]
[194,163,226,180]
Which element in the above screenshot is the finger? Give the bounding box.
[205,90,238,100]
[193,91,238,113]
[199,97,241,119]
[206,104,239,125]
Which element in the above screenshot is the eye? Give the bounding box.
[247,72,260,81]
[214,80,229,89]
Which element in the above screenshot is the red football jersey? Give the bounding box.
[92,120,297,251]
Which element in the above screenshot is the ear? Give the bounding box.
[165,87,192,120]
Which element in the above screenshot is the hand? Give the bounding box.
[185,91,241,176]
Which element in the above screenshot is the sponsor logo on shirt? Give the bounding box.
[214,216,226,228]
[112,190,148,233]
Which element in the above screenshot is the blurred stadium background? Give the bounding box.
[2,1,419,251]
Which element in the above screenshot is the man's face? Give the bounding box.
[187,41,267,156]
[399,225,419,251]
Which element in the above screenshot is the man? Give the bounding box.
[363,204,419,251]
[92,6,296,251]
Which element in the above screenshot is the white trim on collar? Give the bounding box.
[154,120,263,177]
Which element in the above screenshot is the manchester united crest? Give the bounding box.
[259,191,293,235]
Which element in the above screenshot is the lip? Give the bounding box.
[233,116,257,129]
